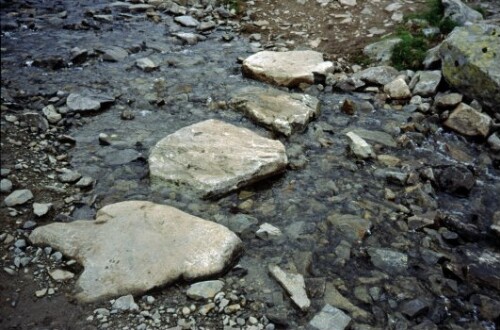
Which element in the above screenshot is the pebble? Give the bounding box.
[0,178,13,193]
[33,203,52,217]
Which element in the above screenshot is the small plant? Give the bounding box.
[387,0,458,70]
[221,0,243,14]
[390,31,428,70]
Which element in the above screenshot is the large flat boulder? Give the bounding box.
[230,86,320,136]
[29,201,243,302]
[439,24,500,112]
[242,50,333,87]
[149,119,287,197]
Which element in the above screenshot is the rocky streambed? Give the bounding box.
[1,0,500,329]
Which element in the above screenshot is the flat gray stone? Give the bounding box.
[66,93,114,113]
[269,265,310,311]
[58,169,82,183]
[309,304,352,330]
[352,66,399,86]
[4,189,33,207]
[174,15,199,27]
[100,46,128,62]
[186,280,224,300]
[135,57,158,72]
[230,86,320,136]
[29,201,243,302]
[368,248,408,273]
[409,70,442,96]
[242,50,334,87]
[149,119,287,198]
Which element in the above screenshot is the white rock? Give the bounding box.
[35,288,48,298]
[174,15,199,27]
[345,132,375,159]
[256,223,282,238]
[135,58,158,72]
[187,280,225,300]
[230,86,320,136]
[29,201,243,302]
[384,77,411,99]
[242,50,334,87]
[268,265,310,311]
[33,203,52,217]
[49,268,75,281]
[42,105,62,124]
[112,294,139,312]
[149,119,287,198]
[339,0,356,6]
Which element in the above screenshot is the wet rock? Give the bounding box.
[149,119,287,198]
[4,189,34,207]
[384,77,411,99]
[230,86,320,136]
[309,304,351,330]
[242,50,334,88]
[58,169,82,183]
[256,223,282,239]
[66,93,104,112]
[352,66,399,86]
[21,112,49,132]
[436,165,475,195]
[100,46,128,62]
[223,214,258,235]
[373,169,408,185]
[29,201,243,302]
[491,211,500,237]
[268,265,310,311]
[363,38,402,64]
[172,32,199,45]
[49,269,75,281]
[112,294,139,312]
[409,70,442,97]
[463,248,500,290]
[75,176,95,188]
[327,213,372,243]
[33,203,52,217]
[368,248,408,273]
[434,93,463,109]
[135,57,158,72]
[470,294,500,320]
[442,0,483,25]
[400,298,431,318]
[342,128,397,148]
[324,283,370,320]
[42,105,62,124]
[187,280,224,300]
[439,24,500,111]
[345,132,375,159]
[174,15,199,27]
[443,103,491,138]
[0,179,13,193]
[104,149,141,166]
[70,47,89,65]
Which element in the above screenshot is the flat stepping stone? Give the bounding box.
[29,201,242,302]
[242,50,334,87]
[149,119,287,198]
[230,86,320,136]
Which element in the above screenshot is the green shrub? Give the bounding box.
[390,31,428,70]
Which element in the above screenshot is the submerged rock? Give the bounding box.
[230,86,320,136]
[29,201,243,302]
[439,24,500,112]
[149,119,287,198]
[309,304,351,330]
[242,50,334,87]
[269,265,310,311]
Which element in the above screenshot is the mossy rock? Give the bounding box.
[439,24,500,112]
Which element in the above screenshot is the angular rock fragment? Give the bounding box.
[309,304,351,330]
[352,66,399,86]
[269,265,310,311]
[384,77,411,99]
[242,50,334,87]
[345,132,375,159]
[443,103,491,138]
[230,86,320,136]
[368,248,408,273]
[29,201,243,302]
[135,57,158,72]
[149,119,287,198]
[409,70,442,96]
[442,0,483,25]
